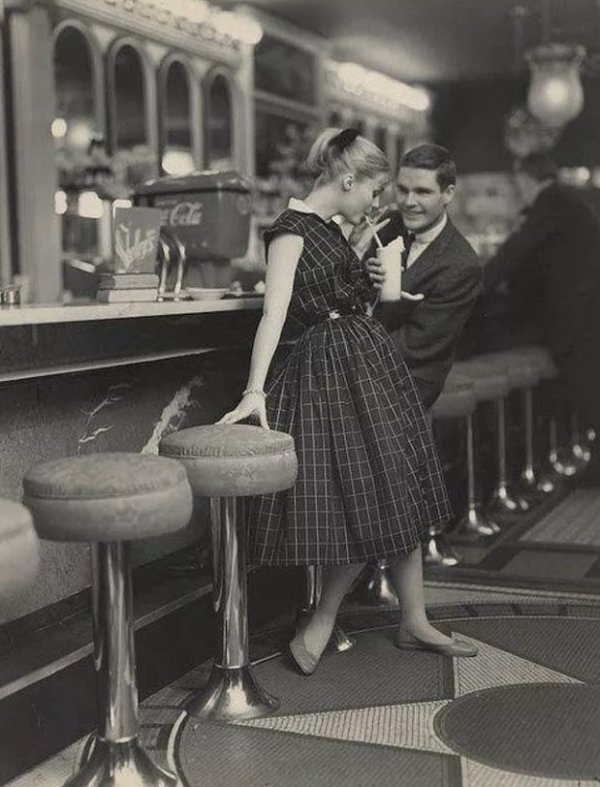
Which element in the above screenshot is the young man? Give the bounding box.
[365,144,481,408]
[484,153,600,484]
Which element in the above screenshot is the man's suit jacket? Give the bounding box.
[484,182,600,363]
[366,211,482,408]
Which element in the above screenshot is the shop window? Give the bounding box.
[160,59,194,176]
[205,72,233,170]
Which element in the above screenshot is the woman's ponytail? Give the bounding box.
[303,127,390,183]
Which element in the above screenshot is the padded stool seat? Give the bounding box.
[476,352,539,390]
[431,373,477,419]
[512,345,559,380]
[23,454,192,542]
[160,424,297,496]
[0,499,39,598]
[453,359,511,401]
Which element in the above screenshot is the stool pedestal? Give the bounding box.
[519,388,538,493]
[187,497,278,721]
[549,416,579,477]
[488,398,529,516]
[67,542,176,787]
[455,413,500,538]
[423,525,462,565]
[352,561,399,607]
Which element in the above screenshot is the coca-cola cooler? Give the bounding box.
[133,170,252,288]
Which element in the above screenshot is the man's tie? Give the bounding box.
[402,232,415,270]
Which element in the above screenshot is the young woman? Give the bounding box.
[218,128,477,674]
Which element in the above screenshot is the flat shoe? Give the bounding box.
[393,630,478,658]
[289,632,319,675]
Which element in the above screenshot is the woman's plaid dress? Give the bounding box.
[248,208,452,566]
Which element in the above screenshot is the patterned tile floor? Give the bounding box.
[9,580,600,787]
[433,489,600,594]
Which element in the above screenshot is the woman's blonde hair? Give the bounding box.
[304,127,390,183]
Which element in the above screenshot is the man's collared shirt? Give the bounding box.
[406,212,448,268]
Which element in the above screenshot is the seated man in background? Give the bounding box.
[484,153,600,484]
[362,143,482,409]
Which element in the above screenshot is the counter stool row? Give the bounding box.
[426,344,590,566]
[356,344,590,599]
[15,425,297,787]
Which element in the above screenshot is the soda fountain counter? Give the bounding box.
[0,293,264,612]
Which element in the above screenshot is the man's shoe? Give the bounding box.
[393,629,478,658]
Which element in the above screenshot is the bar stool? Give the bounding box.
[23,454,193,787]
[0,499,39,599]
[511,345,560,493]
[160,424,297,722]
[425,371,477,564]
[473,352,537,516]
[451,358,510,535]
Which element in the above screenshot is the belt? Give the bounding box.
[318,307,359,322]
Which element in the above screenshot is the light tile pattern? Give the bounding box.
[520,489,600,546]
[239,700,454,755]
[453,636,581,696]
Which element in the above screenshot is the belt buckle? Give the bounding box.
[328,309,341,320]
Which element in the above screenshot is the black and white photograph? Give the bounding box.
[1,1,600,785]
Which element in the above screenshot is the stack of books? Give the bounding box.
[97,272,159,303]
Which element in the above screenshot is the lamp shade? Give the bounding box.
[526,43,585,127]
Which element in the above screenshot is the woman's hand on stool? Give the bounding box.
[217,391,270,430]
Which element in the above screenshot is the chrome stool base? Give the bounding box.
[536,472,557,493]
[65,738,176,787]
[551,453,579,477]
[572,442,592,466]
[423,529,461,566]
[456,506,500,537]
[352,561,399,607]
[187,664,280,722]
[331,624,355,652]
[488,486,529,515]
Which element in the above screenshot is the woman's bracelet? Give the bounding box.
[242,388,266,398]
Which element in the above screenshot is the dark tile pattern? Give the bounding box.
[167,601,600,787]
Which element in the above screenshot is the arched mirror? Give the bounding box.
[53,24,105,297]
[396,135,405,169]
[329,110,343,127]
[374,124,387,155]
[161,59,194,176]
[112,43,148,152]
[53,25,97,151]
[205,71,233,169]
[353,119,366,137]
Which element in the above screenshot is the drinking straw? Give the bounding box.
[365,216,384,249]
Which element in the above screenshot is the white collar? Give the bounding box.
[288,198,314,214]
[414,212,448,244]
[287,198,344,224]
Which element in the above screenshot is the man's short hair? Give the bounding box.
[514,153,558,183]
[400,144,457,190]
